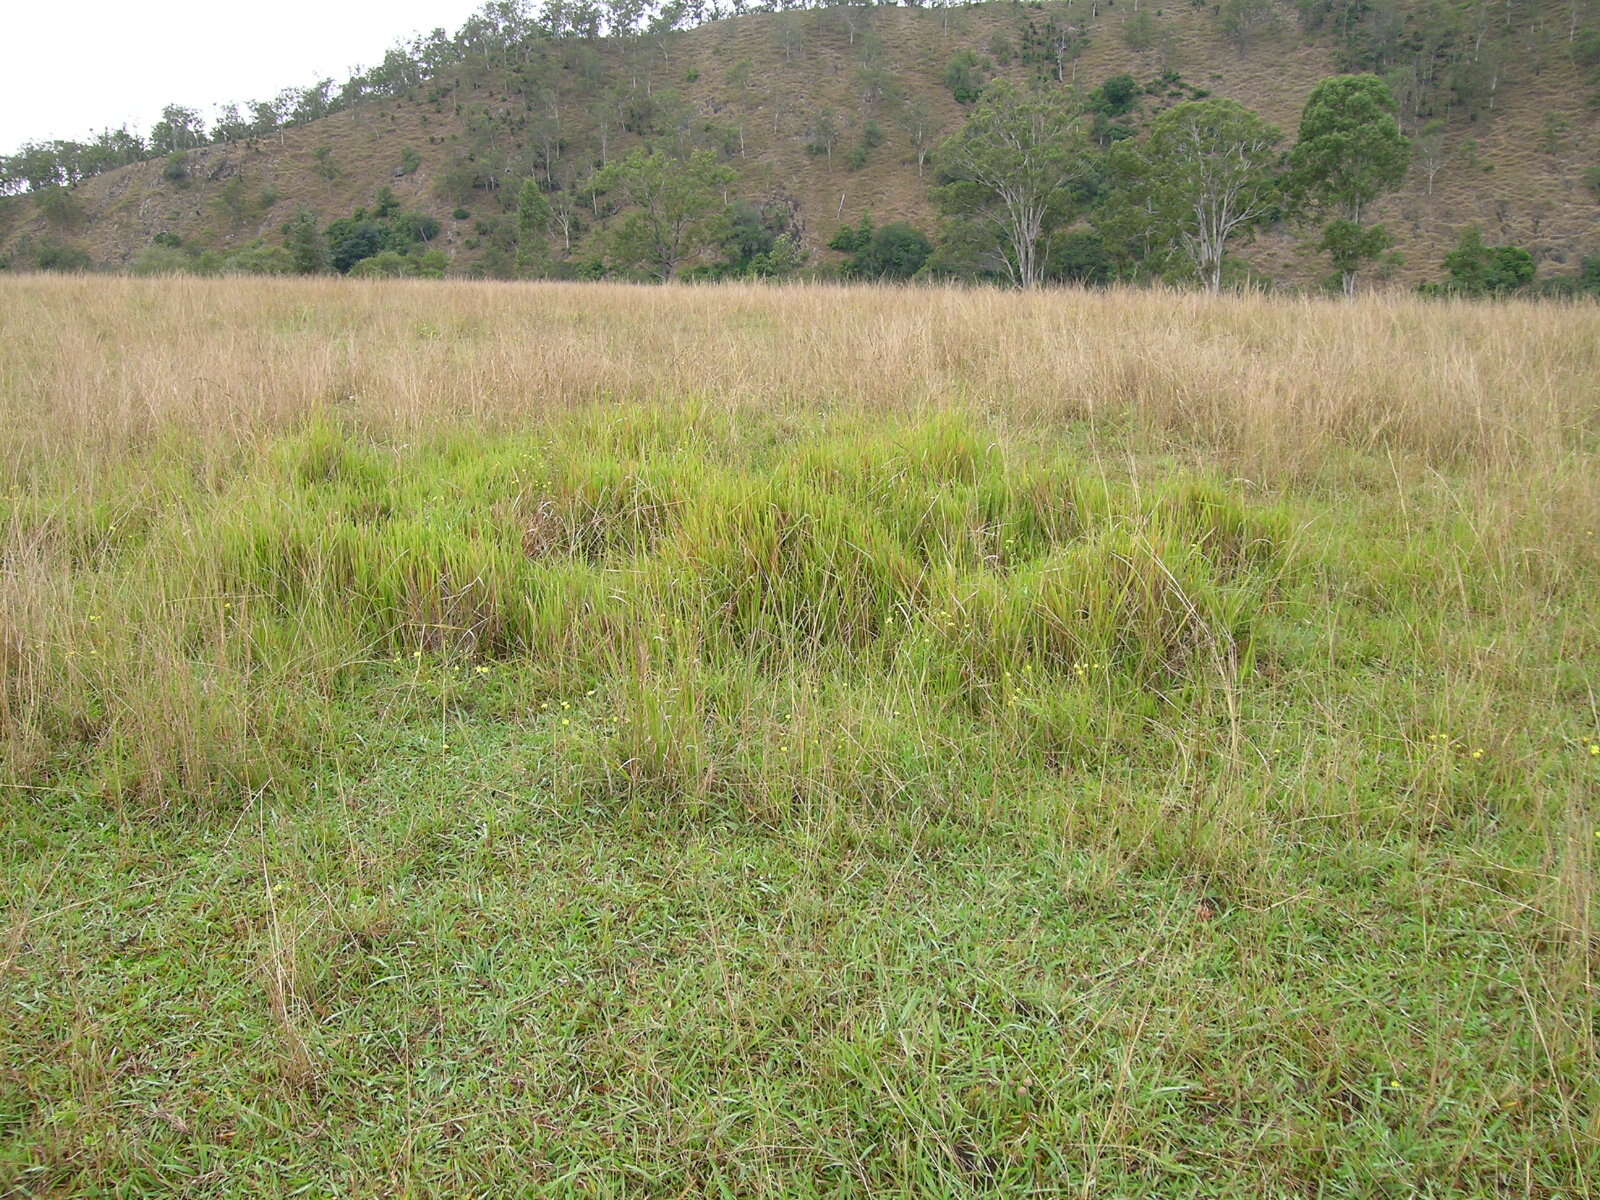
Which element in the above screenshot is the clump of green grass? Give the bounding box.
[3,410,1297,813]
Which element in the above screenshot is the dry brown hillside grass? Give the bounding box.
[4,2,1598,287]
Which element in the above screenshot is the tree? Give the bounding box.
[1412,119,1448,196]
[933,81,1092,289]
[1439,226,1534,296]
[281,210,329,274]
[1106,98,1282,292]
[1289,74,1410,295]
[1319,220,1395,291]
[591,149,735,281]
[150,105,206,153]
[516,178,554,276]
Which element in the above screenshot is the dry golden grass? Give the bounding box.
[4,273,1598,476]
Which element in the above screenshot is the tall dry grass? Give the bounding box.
[3,275,1597,485]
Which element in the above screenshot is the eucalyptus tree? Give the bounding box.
[1106,98,1283,292]
[933,80,1092,289]
[1289,74,1409,294]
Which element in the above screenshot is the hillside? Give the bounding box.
[3,1,1599,288]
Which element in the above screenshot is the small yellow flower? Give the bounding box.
[1471,748,1484,760]
[1387,1078,1403,1091]
[561,718,571,727]
[412,650,422,659]
[475,665,489,675]
[1589,744,1599,756]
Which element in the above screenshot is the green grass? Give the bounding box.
[3,404,1598,1196]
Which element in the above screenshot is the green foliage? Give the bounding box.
[934,81,1093,289]
[162,151,191,185]
[222,242,298,276]
[215,175,276,223]
[1044,230,1113,287]
[348,249,447,279]
[1018,14,1088,84]
[323,194,446,275]
[1219,0,1278,50]
[34,187,83,228]
[1089,75,1139,118]
[706,201,808,280]
[280,209,330,274]
[516,179,553,277]
[591,149,736,281]
[1289,74,1409,223]
[311,145,340,182]
[1290,74,1409,293]
[397,147,422,176]
[1318,219,1396,291]
[130,246,195,276]
[944,50,988,105]
[1087,75,1140,148]
[1103,98,1283,293]
[1573,29,1600,70]
[31,240,92,271]
[1433,226,1535,297]
[1124,9,1159,51]
[804,110,839,160]
[828,217,932,281]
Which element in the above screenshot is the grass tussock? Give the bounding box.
[1,275,1598,1197]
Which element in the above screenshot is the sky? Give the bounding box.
[0,1,490,151]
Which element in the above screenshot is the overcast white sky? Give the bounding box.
[1,1,490,151]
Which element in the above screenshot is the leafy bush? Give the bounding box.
[944,51,988,104]
[33,240,92,272]
[829,217,932,281]
[1045,231,1114,287]
[1436,226,1535,296]
[130,246,195,276]
[223,243,297,276]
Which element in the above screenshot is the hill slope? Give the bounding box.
[3,2,1599,288]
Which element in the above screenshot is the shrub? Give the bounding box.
[831,218,932,281]
[945,51,988,104]
[1046,231,1114,287]
[33,240,92,272]
[1439,226,1535,296]
[131,246,195,276]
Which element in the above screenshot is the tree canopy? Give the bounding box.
[934,80,1091,289]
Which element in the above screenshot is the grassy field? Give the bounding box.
[2,275,1598,1196]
